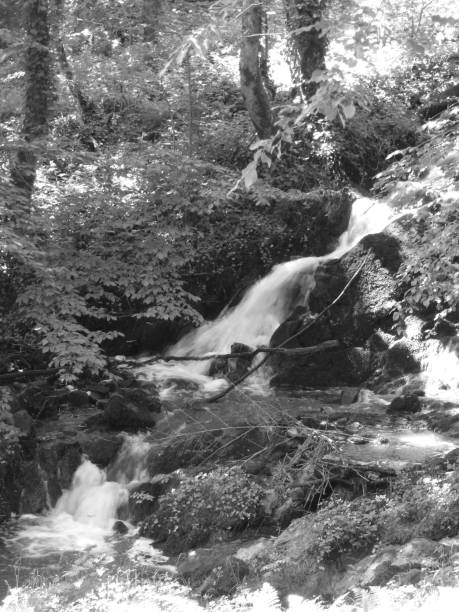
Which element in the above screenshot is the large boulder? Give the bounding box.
[269,230,403,389]
[16,379,68,419]
[177,543,250,597]
[37,439,82,505]
[103,386,160,431]
[128,475,177,523]
[209,342,254,382]
[19,460,47,514]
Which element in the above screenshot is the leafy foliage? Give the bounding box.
[309,495,386,562]
[0,387,19,441]
[140,466,264,553]
[398,203,459,317]
[1,0,457,382]
[381,471,459,544]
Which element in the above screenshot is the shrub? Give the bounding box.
[381,472,459,544]
[140,466,264,553]
[333,89,419,186]
[398,203,459,317]
[309,496,387,563]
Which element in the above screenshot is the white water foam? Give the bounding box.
[139,197,396,395]
[7,439,151,558]
[421,338,459,400]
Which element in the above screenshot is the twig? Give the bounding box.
[0,368,59,383]
[206,254,369,403]
[132,340,339,367]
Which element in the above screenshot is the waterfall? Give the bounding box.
[421,338,459,399]
[139,197,395,395]
[8,438,151,558]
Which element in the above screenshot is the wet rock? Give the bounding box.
[86,382,112,396]
[384,340,421,376]
[77,432,123,467]
[67,389,90,407]
[269,230,404,389]
[177,544,249,597]
[16,379,68,419]
[19,461,47,514]
[444,448,459,466]
[147,426,272,475]
[113,520,129,535]
[208,357,228,377]
[368,330,394,352]
[37,440,82,505]
[162,377,200,391]
[0,443,24,521]
[349,436,369,445]
[12,410,35,437]
[345,538,439,589]
[401,381,425,396]
[432,318,457,338]
[226,342,254,382]
[396,568,423,585]
[387,394,422,414]
[128,477,176,524]
[104,386,160,431]
[340,387,360,405]
[209,343,254,382]
[271,346,371,388]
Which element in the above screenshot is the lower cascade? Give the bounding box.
[8,434,153,559]
[9,460,129,558]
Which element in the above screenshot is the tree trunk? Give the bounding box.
[50,0,95,124]
[10,0,51,209]
[283,0,328,97]
[142,0,162,42]
[239,0,273,138]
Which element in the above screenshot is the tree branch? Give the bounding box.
[0,368,59,383]
[205,254,369,402]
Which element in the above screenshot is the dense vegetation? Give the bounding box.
[0,0,458,385]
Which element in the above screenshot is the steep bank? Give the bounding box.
[269,105,459,395]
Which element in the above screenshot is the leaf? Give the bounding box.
[310,69,328,83]
[241,161,258,189]
[340,100,356,120]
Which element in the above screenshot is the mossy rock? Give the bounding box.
[140,467,264,554]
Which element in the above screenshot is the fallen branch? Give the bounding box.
[131,339,339,367]
[0,368,59,383]
[206,254,369,403]
[165,339,339,362]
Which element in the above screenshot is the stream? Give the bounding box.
[1,195,458,605]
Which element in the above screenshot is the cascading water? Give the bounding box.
[7,436,151,559]
[421,338,459,399]
[5,196,398,573]
[139,197,396,396]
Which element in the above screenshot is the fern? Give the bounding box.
[252,582,282,612]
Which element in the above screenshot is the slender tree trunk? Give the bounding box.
[283,0,328,97]
[51,0,94,124]
[10,0,51,210]
[239,0,273,138]
[142,0,162,42]
[259,6,276,99]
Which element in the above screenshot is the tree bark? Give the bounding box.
[10,0,51,209]
[239,0,273,138]
[283,0,328,97]
[142,0,162,42]
[50,0,95,124]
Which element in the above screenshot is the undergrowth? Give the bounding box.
[140,466,264,553]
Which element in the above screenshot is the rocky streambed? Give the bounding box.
[1,370,459,608]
